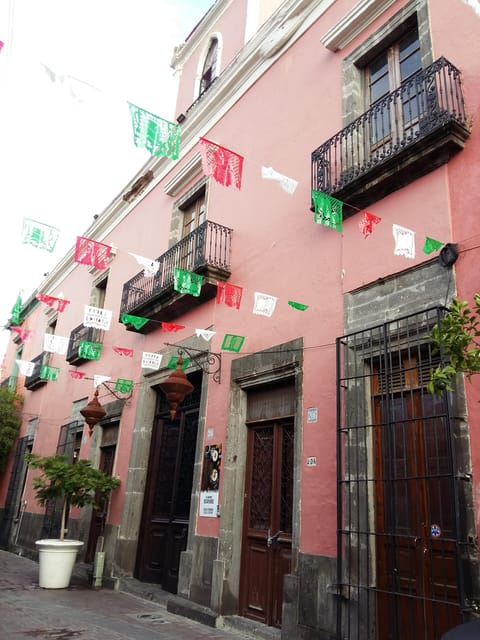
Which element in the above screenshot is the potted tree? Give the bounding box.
[25,452,120,589]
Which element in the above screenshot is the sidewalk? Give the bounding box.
[0,549,252,640]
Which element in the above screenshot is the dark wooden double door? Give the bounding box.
[240,420,294,628]
[374,374,461,639]
[135,405,199,592]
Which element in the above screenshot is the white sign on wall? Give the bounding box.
[199,490,219,518]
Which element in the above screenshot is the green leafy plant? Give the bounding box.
[0,387,23,474]
[25,453,120,541]
[428,295,480,395]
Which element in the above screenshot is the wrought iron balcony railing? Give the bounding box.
[66,324,103,365]
[24,352,49,390]
[312,57,470,211]
[120,220,232,330]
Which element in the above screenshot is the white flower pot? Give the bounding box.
[35,539,84,589]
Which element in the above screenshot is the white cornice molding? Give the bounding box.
[321,0,397,51]
[38,0,336,299]
[163,152,202,196]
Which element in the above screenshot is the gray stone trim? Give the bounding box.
[342,0,433,126]
[344,259,455,335]
[212,338,303,617]
[115,335,210,580]
[342,260,480,622]
[170,176,209,248]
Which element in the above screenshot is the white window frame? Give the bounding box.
[194,32,223,99]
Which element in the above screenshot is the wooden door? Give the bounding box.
[374,373,461,638]
[135,406,198,592]
[367,27,421,146]
[180,192,206,271]
[240,421,294,628]
[85,445,116,562]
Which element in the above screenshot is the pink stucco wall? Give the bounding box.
[2,0,480,564]
[430,0,480,533]
[174,0,248,117]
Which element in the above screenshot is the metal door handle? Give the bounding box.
[267,529,281,547]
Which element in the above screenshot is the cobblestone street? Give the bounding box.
[0,550,252,640]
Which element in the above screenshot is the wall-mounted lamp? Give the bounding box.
[158,357,194,420]
[176,113,186,123]
[80,389,106,437]
[79,382,133,436]
[439,243,459,268]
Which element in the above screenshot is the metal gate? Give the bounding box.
[336,307,470,640]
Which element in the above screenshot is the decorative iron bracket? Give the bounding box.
[165,343,222,384]
[100,381,134,401]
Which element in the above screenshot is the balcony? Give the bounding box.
[66,324,103,366]
[120,220,232,333]
[311,57,470,212]
[24,352,49,391]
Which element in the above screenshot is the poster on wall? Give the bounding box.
[199,444,222,518]
[199,491,219,518]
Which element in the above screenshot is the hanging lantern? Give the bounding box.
[158,357,194,420]
[80,388,106,437]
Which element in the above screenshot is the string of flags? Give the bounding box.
[17,80,443,266]
[311,188,445,255]
[9,261,314,385]
[7,59,452,393]
[41,63,101,103]
[19,278,309,349]
[11,56,450,261]
[128,103,181,160]
[22,218,60,253]
[15,330,251,389]
[261,166,298,194]
[75,236,113,270]
[199,137,244,190]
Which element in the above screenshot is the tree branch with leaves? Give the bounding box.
[25,453,120,541]
[0,387,23,474]
[428,295,480,395]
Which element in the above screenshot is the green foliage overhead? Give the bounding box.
[0,387,23,474]
[428,295,480,395]
[25,453,120,540]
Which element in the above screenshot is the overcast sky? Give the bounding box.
[0,0,213,357]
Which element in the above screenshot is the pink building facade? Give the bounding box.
[1,1,479,638]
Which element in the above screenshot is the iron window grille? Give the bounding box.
[336,307,474,640]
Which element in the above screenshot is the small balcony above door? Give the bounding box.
[66,324,103,366]
[311,57,470,212]
[120,220,232,333]
[24,352,49,391]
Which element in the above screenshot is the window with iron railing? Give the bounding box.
[311,56,470,210]
[66,324,103,365]
[367,27,421,146]
[120,220,232,320]
[24,352,50,390]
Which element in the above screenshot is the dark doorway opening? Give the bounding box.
[135,371,201,593]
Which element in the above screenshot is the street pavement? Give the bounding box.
[0,549,251,640]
